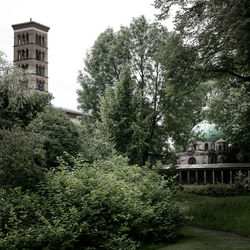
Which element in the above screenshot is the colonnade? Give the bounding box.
[179,169,250,185]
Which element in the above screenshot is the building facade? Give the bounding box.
[175,121,250,184]
[12,19,49,92]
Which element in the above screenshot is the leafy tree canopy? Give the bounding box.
[0,51,51,129]
[0,129,46,190]
[81,17,207,164]
[27,107,81,167]
[154,0,250,85]
[205,80,250,162]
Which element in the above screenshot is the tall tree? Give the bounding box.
[205,80,250,162]
[99,67,136,160]
[154,0,250,85]
[81,17,206,165]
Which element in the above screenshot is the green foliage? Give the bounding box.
[206,82,250,161]
[99,67,137,162]
[0,129,46,190]
[78,123,115,163]
[0,51,51,129]
[186,195,250,237]
[183,184,245,197]
[0,156,186,249]
[80,17,206,165]
[27,107,81,167]
[154,0,250,83]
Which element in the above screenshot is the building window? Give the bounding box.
[17,50,21,60]
[21,34,25,45]
[36,80,44,91]
[36,50,42,60]
[18,35,21,45]
[41,52,45,61]
[205,143,208,151]
[188,157,196,164]
[42,37,45,46]
[26,33,29,43]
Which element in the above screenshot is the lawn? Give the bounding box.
[141,192,250,249]
[180,193,250,237]
[141,226,250,250]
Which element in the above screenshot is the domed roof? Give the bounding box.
[192,121,224,141]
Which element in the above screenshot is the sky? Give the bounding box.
[0,0,174,111]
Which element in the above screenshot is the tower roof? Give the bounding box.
[192,120,224,141]
[12,20,50,32]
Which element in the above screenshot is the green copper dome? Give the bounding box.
[192,121,224,140]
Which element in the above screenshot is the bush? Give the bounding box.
[0,156,186,249]
[0,129,46,190]
[27,107,81,167]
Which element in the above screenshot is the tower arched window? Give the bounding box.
[17,50,21,60]
[18,35,21,45]
[25,49,29,59]
[188,157,196,164]
[21,50,25,60]
[21,34,25,45]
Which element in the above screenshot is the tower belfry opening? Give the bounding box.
[12,20,50,92]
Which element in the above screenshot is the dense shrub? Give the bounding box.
[0,129,46,190]
[183,184,245,197]
[27,107,81,167]
[0,156,186,249]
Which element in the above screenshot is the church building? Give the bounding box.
[12,19,82,123]
[12,19,49,92]
[175,121,250,185]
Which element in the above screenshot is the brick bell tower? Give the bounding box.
[12,19,50,92]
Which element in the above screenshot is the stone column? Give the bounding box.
[204,170,206,185]
[230,170,233,184]
[221,170,224,184]
[187,171,190,185]
[195,170,198,184]
[212,170,215,184]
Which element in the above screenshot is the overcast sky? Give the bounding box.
[0,0,173,110]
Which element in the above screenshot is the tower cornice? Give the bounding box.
[12,21,50,32]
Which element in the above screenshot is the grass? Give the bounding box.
[141,226,250,250]
[180,193,250,237]
[141,192,250,249]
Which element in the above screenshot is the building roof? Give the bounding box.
[55,106,83,116]
[192,120,224,141]
[164,163,250,170]
[12,19,50,32]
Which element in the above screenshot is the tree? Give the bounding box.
[0,129,46,190]
[27,107,81,167]
[0,51,51,129]
[154,0,250,85]
[205,80,250,162]
[83,17,206,165]
[99,67,135,159]
[77,28,130,119]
